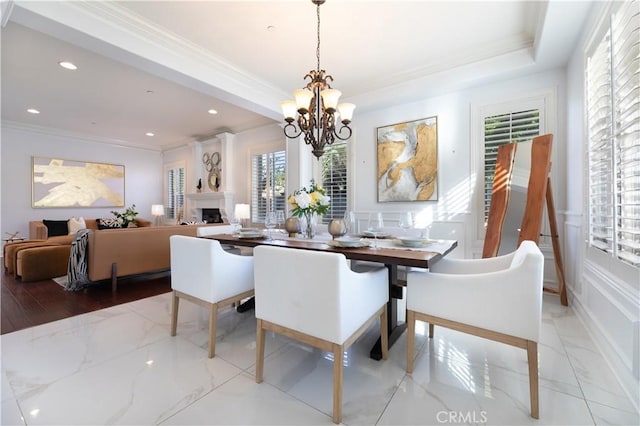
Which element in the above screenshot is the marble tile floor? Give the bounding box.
[1,293,638,426]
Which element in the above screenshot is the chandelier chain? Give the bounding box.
[316,3,321,72]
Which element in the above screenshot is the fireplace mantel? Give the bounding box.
[186,191,234,220]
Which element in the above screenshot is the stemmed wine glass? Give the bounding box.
[367,212,385,249]
[276,210,285,234]
[399,212,414,235]
[265,212,277,240]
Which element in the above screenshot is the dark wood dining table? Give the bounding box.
[203,233,458,360]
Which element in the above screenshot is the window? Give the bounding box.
[251,149,286,223]
[319,141,348,224]
[586,0,639,267]
[165,162,185,222]
[483,109,540,223]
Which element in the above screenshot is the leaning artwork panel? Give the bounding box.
[32,157,125,208]
[377,116,438,202]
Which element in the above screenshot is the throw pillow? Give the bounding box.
[180,220,206,225]
[43,219,69,237]
[68,217,87,234]
[96,218,122,230]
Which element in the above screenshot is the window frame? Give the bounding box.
[585,0,640,268]
[249,143,286,224]
[164,160,186,223]
[470,90,557,245]
[312,140,350,224]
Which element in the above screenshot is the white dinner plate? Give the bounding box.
[394,237,438,248]
[327,239,371,248]
[361,231,391,238]
[238,232,264,239]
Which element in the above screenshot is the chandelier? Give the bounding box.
[280,0,355,159]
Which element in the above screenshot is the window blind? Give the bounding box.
[587,0,639,267]
[320,142,348,223]
[483,109,540,223]
[613,0,640,266]
[251,150,286,223]
[166,166,185,220]
[587,28,614,252]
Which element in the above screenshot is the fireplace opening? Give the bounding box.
[202,208,223,224]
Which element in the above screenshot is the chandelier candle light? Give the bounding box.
[280,0,355,159]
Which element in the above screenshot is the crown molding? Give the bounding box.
[1,120,162,153]
[10,1,285,117]
[1,1,14,27]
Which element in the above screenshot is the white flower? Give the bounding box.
[319,195,331,206]
[295,192,311,209]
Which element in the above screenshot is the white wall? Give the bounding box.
[1,123,163,240]
[350,68,565,259]
[564,1,640,410]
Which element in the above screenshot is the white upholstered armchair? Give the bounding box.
[169,235,254,358]
[253,245,389,424]
[406,240,544,418]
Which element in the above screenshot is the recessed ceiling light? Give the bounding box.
[145,132,155,137]
[58,61,77,70]
[207,109,218,115]
[27,108,40,114]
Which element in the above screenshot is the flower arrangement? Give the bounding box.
[288,180,331,217]
[111,204,138,228]
[288,181,330,239]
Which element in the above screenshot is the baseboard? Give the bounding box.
[569,289,640,413]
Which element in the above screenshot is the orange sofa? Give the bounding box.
[12,220,223,288]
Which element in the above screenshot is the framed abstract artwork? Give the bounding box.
[376,116,438,202]
[32,156,125,208]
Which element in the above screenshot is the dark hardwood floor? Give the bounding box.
[1,270,172,335]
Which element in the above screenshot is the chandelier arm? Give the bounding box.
[283,122,303,139]
[333,124,353,141]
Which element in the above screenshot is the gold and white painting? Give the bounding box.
[32,157,125,208]
[377,116,438,202]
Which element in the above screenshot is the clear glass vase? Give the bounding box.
[303,212,317,239]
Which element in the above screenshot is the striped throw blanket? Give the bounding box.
[66,229,90,291]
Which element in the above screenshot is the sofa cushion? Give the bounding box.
[43,219,69,237]
[68,217,87,234]
[96,218,122,230]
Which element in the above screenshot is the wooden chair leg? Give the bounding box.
[332,344,343,424]
[527,340,539,419]
[406,310,415,373]
[428,323,434,338]
[381,306,389,360]
[170,291,179,336]
[208,303,218,358]
[255,319,265,383]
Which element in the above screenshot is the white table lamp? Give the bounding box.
[151,204,165,226]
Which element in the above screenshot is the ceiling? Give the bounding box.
[1,1,593,152]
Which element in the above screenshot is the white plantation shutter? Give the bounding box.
[251,150,286,223]
[166,165,185,220]
[587,0,639,267]
[321,142,348,223]
[483,109,540,222]
[613,0,640,266]
[587,28,614,252]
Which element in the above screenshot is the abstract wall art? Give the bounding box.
[32,157,125,208]
[376,116,438,202]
